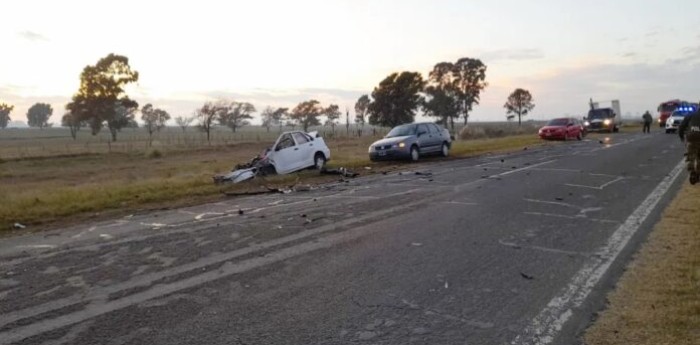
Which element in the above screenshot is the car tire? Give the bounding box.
[665,129,671,134]
[410,146,420,162]
[313,152,326,170]
[576,132,582,141]
[440,142,449,157]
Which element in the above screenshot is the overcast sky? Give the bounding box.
[2,0,700,125]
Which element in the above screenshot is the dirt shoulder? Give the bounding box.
[585,182,700,344]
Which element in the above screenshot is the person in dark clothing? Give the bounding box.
[642,111,653,133]
[678,108,700,184]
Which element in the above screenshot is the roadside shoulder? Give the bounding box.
[585,183,700,345]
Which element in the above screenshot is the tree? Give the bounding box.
[26,103,53,129]
[0,103,15,129]
[354,95,370,136]
[261,106,275,132]
[61,111,82,140]
[66,53,139,141]
[324,104,341,135]
[368,72,425,128]
[196,102,218,145]
[141,103,171,146]
[218,101,255,132]
[290,100,323,132]
[108,99,138,141]
[272,107,288,133]
[175,115,194,132]
[504,88,535,126]
[423,62,460,131]
[345,108,350,136]
[453,57,488,126]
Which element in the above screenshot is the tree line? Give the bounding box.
[0,53,535,139]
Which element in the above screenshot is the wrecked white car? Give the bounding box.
[267,131,331,174]
[214,131,331,184]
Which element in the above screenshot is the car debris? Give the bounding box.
[320,167,359,178]
[214,131,331,185]
[520,272,535,280]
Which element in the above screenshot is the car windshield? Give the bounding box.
[588,109,612,119]
[659,103,677,112]
[547,119,569,126]
[386,124,416,138]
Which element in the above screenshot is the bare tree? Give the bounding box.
[141,104,171,146]
[196,102,218,145]
[324,104,341,136]
[354,95,370,137]
[175,115,195,132]
[261,107,275,132]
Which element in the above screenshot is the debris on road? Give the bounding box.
[320,167,359,178]
[222,187,286,197]
[13,223,26,229]
[520,272,535,280]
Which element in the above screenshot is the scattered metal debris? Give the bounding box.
[520,272,534,280]
[320,167,359,178]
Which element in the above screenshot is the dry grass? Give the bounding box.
[585,183,700,345]
[0,126,549,231]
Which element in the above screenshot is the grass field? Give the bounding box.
[0,123,549,231]
[585,182,700,345]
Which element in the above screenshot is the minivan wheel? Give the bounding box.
[410,146,420,162]
[440,143,449,157]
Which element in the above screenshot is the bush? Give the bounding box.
[459,122,541,140]
[145,149,163,159]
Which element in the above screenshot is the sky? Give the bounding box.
[2,0,700,126]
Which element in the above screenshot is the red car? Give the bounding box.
[539,117,585,141]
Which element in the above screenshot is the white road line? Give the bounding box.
[441,201,479,206]
[523,212,619,224]
[565,176,625,191]
[497,160,555,177]
[511,159,685,345]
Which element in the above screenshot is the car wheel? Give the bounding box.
[410,146,420,162]
[314,152,326,170]
[576,132,582,141]
[665,129,671,134]
[440,142,449,157]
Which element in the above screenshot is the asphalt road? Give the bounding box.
[0,130,689,345]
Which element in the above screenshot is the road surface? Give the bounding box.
[0,131,688,345]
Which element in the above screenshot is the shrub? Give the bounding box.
[145,149,163,159]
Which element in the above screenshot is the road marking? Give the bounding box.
[498,240,591,257]
[511,159,685,345]
[565,176,625,190]
[441,201,479,206]
[14,245,57,250]
[523,212,619,224]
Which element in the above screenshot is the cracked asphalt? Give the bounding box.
[0,131,688,345]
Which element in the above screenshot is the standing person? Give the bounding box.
[678,107,700,184]
[642,111,653,133]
